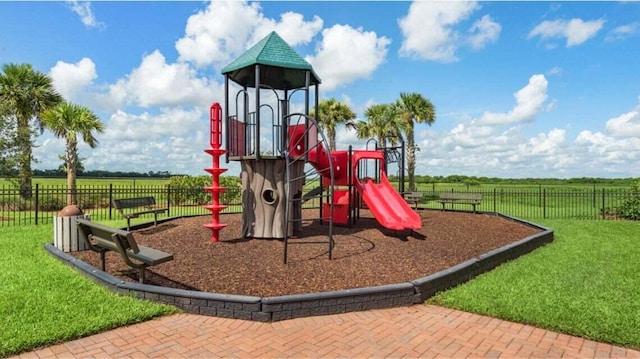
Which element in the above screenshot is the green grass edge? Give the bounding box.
[428,219,640,350]
[0,225,179,358]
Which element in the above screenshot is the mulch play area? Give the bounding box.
[73,209,541,297]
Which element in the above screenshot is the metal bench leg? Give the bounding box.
[126,218,131,231]
[153,213,158,227]
[139,267,145,284]
[100,251,106,271]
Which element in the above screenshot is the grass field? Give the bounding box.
[0,224,177,358]
[429,219,640,350]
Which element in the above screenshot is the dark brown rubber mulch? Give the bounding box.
[72,209,540,297]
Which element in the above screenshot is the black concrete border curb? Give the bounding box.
[44,212,553,322]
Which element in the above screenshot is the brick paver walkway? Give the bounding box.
[16,305,640,358]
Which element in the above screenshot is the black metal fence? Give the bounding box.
[418,188,635,220]
[0,184,244,227]
[0,185,638,227]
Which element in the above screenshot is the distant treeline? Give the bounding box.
[387,174,639,186]
[32,169,178,178]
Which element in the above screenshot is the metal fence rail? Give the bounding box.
[0,185,637,227]
[420,188,634,220]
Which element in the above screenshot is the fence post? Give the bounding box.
[543,188,546,219]
[35,183,39,225]
[538,184,542,207]
[602,188,606,220]
[493,188,496,213]
[108,183,113,220]
[167,185,171,217]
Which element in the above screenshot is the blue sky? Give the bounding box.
[1,1,640,178]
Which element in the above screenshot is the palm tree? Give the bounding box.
[311,98,356,151]
[351,103,404,149]
[394,92,435,191]
[41,102,104,206]
[0,63,63,198]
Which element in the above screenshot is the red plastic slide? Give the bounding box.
[295,127,421,230]
[354,172,422,231]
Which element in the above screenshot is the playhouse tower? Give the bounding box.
[221,31,322,239]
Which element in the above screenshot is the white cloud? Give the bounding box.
[76,107,210,174]
[255,11,323,48]
[576,130,608,147]
[305,24,390,91]
[49,58,97,100]
[176,1,322,68]
[547,67,562,76]
[546,98,558,112]
[478,74,549,125]
[528,18,605,47]
[176,1,262,67]
[528,128,566,155]
[385,94,640,179]
[106,50,219,108]
[574,129,640,171]
[446,121,495,148]
[413,123,580,178]
[66,1,104,29]
[398,1,480,62]
[466,15,501,50]
[605,99,640,137]
[104,107,204,142]
[33,135,65,169]
[606,22,640,41]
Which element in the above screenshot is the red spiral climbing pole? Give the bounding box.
[203,102,227,242]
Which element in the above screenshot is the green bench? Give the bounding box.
[112,196,167,231]
[436,193,482,213]
[76,218,174,283]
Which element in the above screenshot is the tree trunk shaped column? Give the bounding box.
[242,159,295,238]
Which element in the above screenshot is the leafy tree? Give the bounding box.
[394,92,435,191]
[311,98,356,150]
[41,102,104,206]
[0,103,19,178]
[0,63,63,198]
[350,103,404,148]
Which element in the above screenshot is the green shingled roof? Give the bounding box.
[221,31,321,90]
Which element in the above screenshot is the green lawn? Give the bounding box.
[429,219,640,350]
[0,224,178,358]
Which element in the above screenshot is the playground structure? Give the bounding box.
[203,31,421,262]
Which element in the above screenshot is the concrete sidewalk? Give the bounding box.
[15,305,640,358]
